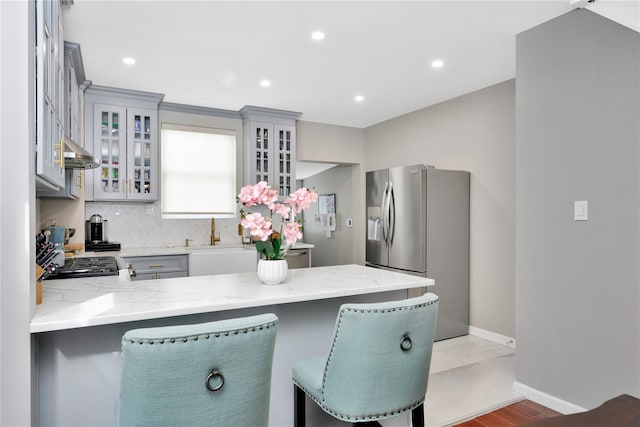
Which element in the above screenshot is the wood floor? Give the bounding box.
[453,400,562,427]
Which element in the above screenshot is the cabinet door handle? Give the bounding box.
[148,264,165,268]
[54,139,65,168]
[77,171,83,189]
[127,263,137,278]
[287,251,308,257]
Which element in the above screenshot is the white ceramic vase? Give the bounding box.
[257,259,288,285]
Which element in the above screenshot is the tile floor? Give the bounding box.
[425,335,521,427]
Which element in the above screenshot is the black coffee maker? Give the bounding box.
[85,214,121,251]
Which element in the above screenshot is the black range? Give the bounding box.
[47,256,119,280]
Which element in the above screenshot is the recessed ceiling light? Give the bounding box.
[431,59,444,69]
[354,95,365,102]
[260,80,271,87]
[122,57,136,65]
[311,31,325,41]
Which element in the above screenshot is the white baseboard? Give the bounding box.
[441,395,525,427]
[512,381,586,415]
[468,325,516,348]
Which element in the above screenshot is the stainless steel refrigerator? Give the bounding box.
[366,164,469,341]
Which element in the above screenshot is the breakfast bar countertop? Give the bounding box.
[31,264,433,333]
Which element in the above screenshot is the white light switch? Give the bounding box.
[574,200,588,221]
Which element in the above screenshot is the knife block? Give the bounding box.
[35,264,43,305]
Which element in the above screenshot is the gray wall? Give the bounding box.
[301,165,355,266]
[296,121,366,264]
[297,121,364,165]
[364,80,516,339]
[515,9,640,408]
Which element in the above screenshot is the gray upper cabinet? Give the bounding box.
[240,106,300,198]
[35,0,65,189]
[63,42,87,144]
[39,42,88,200]
[84,86,164,202]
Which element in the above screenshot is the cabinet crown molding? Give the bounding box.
[64,42,87,86]
[85,85,165,105]
[160,102,241,119]
[239,105,301,122]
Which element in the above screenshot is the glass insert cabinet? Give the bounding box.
[96,107,153,199]
[84,86,163,202]
[241,106,300,198]
[35,0,65,189]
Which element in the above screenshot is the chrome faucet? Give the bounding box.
[210,217,221,246]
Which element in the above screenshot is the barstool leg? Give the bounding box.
[294,385,306,427]
[411,403,425,427]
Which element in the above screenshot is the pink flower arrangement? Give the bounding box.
[238,182,318,260]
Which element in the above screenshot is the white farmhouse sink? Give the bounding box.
[188,246,257,276]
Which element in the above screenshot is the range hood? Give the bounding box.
[64,136,98,169]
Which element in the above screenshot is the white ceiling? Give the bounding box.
[63,1,639,129]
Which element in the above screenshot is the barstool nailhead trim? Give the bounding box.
[124,320,279,345]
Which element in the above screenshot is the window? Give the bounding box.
[161,124,236,218]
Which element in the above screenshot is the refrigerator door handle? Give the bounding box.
[388,182,396,245]
[381,181,389,244]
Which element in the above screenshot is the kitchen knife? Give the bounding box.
[36,243,50,260]
[36,245,53,264]
[39,250,58,269]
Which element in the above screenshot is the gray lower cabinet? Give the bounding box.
[122,255,188,281]
[286,248,311,269]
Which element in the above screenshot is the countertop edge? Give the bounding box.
[31,265,432,333]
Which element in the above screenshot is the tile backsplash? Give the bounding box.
[85,202,243,248]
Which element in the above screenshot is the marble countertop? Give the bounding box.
[31,264,432,333]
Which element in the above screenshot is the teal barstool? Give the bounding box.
[117,313,278,426]
[292,294,439,427]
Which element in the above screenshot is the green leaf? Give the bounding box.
[272,237,281,259]
[255,238,284,260]
[256,240,278,260]
[255,241,268,258]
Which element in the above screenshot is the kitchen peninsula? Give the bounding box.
[33,264,433,426]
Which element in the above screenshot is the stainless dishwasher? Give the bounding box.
[286,248,311,269]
